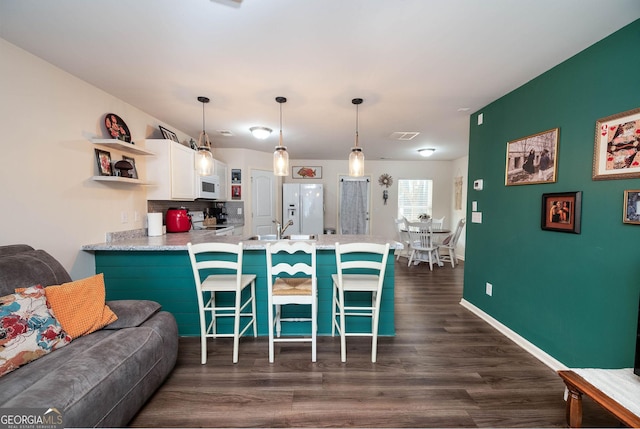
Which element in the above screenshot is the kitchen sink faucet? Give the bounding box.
[273,219,294,239]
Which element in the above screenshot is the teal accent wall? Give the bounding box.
[464,19,640,368]
[95,249,395,337]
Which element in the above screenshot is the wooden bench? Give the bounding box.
[558,369,640,428]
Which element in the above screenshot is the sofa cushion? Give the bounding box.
[42,274,117,338]
[0,286,71,377]
[103,300,161,330]
[0,248,72,297]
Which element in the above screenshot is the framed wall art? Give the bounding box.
[231,169,241,184]
[94,149,112,176]
[231,185,241,200]
[159,125,179,143]
[104,113,131,143]
[292,166,322,179]
[592,106,640,180]
[505,128,559,186]
[541,191,582,234]
[623,190,640,224]
[123,156,138,180]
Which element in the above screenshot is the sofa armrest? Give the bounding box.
[103,300,161,329]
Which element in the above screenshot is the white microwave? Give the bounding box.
[195,174,220,200]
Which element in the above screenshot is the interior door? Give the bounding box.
[251,169,276,235]
[338,176,370,234]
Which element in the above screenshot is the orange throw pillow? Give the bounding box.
[44,274,117,339]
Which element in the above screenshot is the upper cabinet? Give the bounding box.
[145,139,195,200]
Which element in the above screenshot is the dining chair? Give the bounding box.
[265,241,317,363]
[393,217,411,261]
[406,221,441,270]
[331,242,390,363]
[431,216,445,230]
[187,242,257,364]
[438,218,466,267]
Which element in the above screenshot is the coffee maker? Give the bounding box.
[211,203,227,224]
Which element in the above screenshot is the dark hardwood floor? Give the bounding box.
[130,259,620,428]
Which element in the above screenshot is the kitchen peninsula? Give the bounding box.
[83,232,399,337]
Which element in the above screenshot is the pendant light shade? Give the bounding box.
[196,96,214,176]
[348,98,365,177]
[273,96,289,176]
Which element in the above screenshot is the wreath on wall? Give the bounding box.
[378,173,393,188]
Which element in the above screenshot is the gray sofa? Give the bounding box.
[0,245,178,427]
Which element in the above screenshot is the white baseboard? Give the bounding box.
[459,298,567,371]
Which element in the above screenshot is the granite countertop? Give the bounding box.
[82,230,401,252]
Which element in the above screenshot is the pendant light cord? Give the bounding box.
[279,101,283,146]
[202,102,206,136]
[352,98,363,148]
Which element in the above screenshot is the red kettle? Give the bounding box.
[166,208,192,233]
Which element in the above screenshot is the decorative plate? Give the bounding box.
[378,173,393,188]
[104,113,131,143]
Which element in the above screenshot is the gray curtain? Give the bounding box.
[340,180,368,234]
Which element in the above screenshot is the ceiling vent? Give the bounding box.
[390,132,420,141]
[218,130,234,137]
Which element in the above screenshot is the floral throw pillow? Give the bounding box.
[0,285,71,377]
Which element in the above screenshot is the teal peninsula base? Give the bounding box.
[93,244,395,337]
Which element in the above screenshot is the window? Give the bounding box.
[398,179,433,221]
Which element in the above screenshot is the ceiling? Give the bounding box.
[1,1,639,161]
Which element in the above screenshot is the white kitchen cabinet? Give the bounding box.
[145,139,195,200]
[214,159,228,201]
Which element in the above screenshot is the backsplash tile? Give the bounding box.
[147,200,244,225]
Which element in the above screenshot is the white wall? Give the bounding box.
[0,39,195,279]
[451,155,468,259]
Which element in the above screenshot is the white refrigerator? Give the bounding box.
[282,183,324,235]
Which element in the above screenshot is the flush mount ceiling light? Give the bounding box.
[273,97,289,176]
[348,98,365,177]
[418,148,436,157]
[196,96,214,176]
[250,126,272,140]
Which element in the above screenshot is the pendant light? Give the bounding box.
[349,98,365,177]
[196,96,214,176]
[273,96,289,176]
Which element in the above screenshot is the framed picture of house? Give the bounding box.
[505,128,559,186]
[95,149,112,176]
[592,107,640,180]
[623,190,640,224]
[541,191,582,233]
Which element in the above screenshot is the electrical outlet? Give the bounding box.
[485,282,493,296]
[121,211,128,224]
[134,211,140,222]
[237,208,242,215]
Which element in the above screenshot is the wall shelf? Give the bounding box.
[91,139,155,156]
[92,176,146,185]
